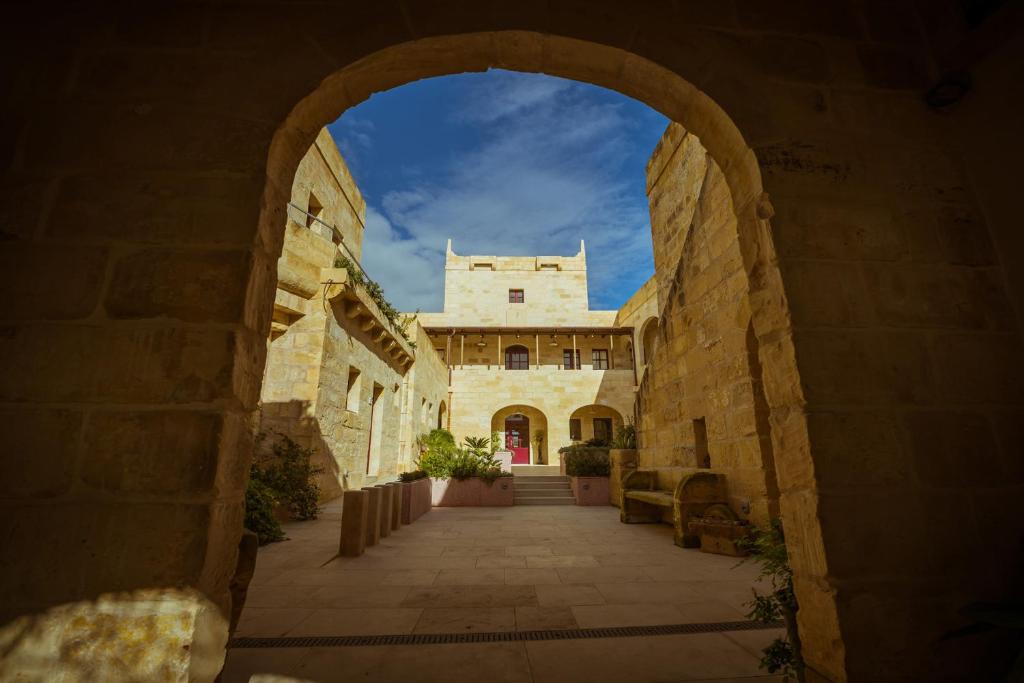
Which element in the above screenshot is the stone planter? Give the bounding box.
[608,448,637,507]
[431,477,514,506]
[400,477,432,524]
[687,518,750,557]
[479,476,515,506]
[570,476,610,506]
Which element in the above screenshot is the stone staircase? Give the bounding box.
[513,475,575,505]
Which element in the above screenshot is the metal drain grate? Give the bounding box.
[229,619,783,649]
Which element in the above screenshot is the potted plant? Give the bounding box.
[416,431,514,506]
[563,446,610,506]
[609,421,638,507]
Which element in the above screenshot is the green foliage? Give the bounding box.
[463,436,491,454]
[419,428,455,452]
[334,255,414,346]
[736,519,804,681]
[399,469,429,482]
[611,421,637,449]
[564,448,611,477]
[244,433,323,546]
[244,477,284,545]
[257,433,323,520]
[415,431,511,483]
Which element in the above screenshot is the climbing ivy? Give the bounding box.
[334,254,416,348]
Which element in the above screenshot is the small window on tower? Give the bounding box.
[508,289,524,304]
[306,192,323,228]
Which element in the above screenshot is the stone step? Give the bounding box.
[513,475,569,482]
[513,488,572,497]
[514,496,576,505]
[513,481,570,489]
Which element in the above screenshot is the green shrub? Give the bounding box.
[611,422,637,449]
[244,433,323,546]
[399,469,429,482]
[564,448,611,477]
[244,477,284,545]
[736,519,804,681]
[416,432,511,482]
[257,433,323,520]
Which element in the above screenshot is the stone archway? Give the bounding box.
[569,404,624,446]
[3,6,1022,682]
[639,316,659,366]
[491,404,550,465]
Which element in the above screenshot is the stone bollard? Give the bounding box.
[399,482,413,525]
[339,489,368,557]
[387,482,402,531]
[375,484,393,538]
[361,486,382,547]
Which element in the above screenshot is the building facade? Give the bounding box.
[415,241,641,464]
[258,130,448,497]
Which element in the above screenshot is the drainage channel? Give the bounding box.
[229,619,782,649]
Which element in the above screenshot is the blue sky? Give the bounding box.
[328,69,668,312]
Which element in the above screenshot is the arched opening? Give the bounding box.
[569,404,624,446]
[504,344,529,370]
[491,404,549,465]
[15,9,1019,682]
[639,316,660,366]
[437,401,447,430]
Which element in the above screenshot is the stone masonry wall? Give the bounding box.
[638,123,778,524]
[4,5,1024,681]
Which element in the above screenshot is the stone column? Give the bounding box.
[374,484,393,538]
[339,489,368,557]
[361,487,382,547]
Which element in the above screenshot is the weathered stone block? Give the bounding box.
[361,486,382,547]
[80,410,223,496]
[0,408,81,498]
[339,489,367,557]
[0,244,107,320]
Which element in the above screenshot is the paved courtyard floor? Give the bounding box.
[223,501,784,683]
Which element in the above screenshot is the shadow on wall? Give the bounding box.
[257,400,345,501]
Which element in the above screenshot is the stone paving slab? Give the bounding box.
[227,502,772,682]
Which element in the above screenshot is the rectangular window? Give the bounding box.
[694,417,710,468]
[593,418,613,443]
[346,368,362,412]
[592,349,609,369]
[569,418,582,441]
[508,288,524,304]
[563,349,581,370]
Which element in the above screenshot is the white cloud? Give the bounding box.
[359,70,655,312]
[360,207,445,312]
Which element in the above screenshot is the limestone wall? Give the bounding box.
[425,240,617,327]
[289,128,366,261]
[637,123,778,524]
[259,131,448,498]
[615,276,659,385]
[399,324,451,470]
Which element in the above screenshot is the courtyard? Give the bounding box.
[223,502,782,682]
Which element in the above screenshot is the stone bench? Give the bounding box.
[620,468,733,547]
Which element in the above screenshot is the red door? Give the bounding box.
[504,415,530,464]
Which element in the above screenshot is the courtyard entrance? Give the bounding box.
[224,502,780,682]
[505,414,531,464]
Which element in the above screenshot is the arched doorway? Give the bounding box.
[569,404,625,446]
[491,404,549,465]
[503,413,530,464]
[437,400,447,430]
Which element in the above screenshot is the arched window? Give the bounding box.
[505,345,529,370]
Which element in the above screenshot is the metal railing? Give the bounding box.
[286,202,374,284]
